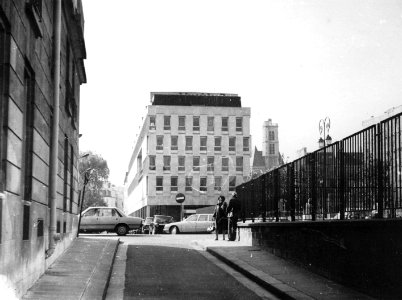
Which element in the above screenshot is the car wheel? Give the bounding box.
[170,226,179,234]
[116,225,128,236]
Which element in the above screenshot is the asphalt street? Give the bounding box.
[124,244,263,300]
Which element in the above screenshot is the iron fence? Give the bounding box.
[238,112,402,222]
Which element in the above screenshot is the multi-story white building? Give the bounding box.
[124,92,251,221]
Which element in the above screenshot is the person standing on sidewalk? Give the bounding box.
[213,196,227,240]
[227,192,241,241]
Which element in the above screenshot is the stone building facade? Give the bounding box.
[124,92,251,221]
[0,1,86,296]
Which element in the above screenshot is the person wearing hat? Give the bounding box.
[227,191,241,241]
[213,195,227,240]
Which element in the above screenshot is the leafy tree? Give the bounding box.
[79,151,110,210]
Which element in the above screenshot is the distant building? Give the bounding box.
[0,1,86,297]
[296,147,309,158]
[102,182,124,210]
[362,105,402,128]
[262,119,280,170]
[124,92,251,221]
[251,119,282,176]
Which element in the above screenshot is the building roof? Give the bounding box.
[252,147,266,168]
[150,92,241,107]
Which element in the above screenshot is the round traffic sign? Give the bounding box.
[176,193,185,203]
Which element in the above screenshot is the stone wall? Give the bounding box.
[0,1,85,297]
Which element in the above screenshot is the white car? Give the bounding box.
[163,214,214,234]
[80,207,142,236]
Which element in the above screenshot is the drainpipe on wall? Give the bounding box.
[47,0,62,258]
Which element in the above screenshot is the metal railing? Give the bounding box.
[238,112,402,222]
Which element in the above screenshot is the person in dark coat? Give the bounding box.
[213,196,227,240]
[227,192,241,241]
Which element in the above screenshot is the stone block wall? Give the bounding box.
[0,0,86,297]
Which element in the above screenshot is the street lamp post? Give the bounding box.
[318,117,331,220]
[76,167,92,237]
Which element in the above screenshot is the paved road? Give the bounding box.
[83,233,278,299]
[124,244,262,300]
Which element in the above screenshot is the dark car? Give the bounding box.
[150,215,174,234]
[80,207,142,236]
[142,217,154,234]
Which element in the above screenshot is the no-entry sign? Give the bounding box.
[176,193,185,203]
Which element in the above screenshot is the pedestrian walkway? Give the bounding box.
[193,239,374,300]
[22,238,119,300]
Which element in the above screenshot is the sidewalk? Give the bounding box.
[193,239,374,300]
[22,238,119,300]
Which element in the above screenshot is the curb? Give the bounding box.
[81,238,120,300]
[206,247,313,300]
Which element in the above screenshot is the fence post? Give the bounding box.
[289,163,295,221]
[377,124,384,218]
[310,153,317,221]
[261,175,266,222]
[339,141,345,220]
[274,169,280,222]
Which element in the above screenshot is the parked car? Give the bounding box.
[80,207,142,236]
[163,214,214,234]
[150,215,174,234]
[142,217,154,234]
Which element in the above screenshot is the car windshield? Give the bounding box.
[144,217,153,225]
[154,216,173,223]
[185,215,198,222]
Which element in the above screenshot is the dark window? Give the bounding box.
[222,157,229,172]
[163,156,171,171]
[229,136,236,152]
[193,156,200,171]
[63,221,66,233]
[185,136,193,151]
[137,149,143,172]
[214,137,221,152]
[200,136,207,151]
[171,176,178,192]
[164,116,171,130]
[23,204,30,240]
[179,116,185,131]
[269,144,275,155]
[37,219,44,237]
[207,117,214,132]
[236,156,243,172]
[243,137,250,152]
[200,177,207,192]
[236,117,243,132]
[63,137,68,212]
[269,131,275,140]
[23,65,35,201]
[69,145,74,213]
[185,177,193,192]
[193,116,200,131]
[178,156,185,172]
[149,116,156,130]
[156,135,163,151]
[214,176,222,191]
[229,176,236,191]
[171,136,178,151]
[149,155,156,170]
[199,215,208,221]
[207,156,214,172]
[222,117,228,132]
[156,176,163,192]
[57,221,60,233]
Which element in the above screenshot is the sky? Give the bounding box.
[80,0,402,186]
